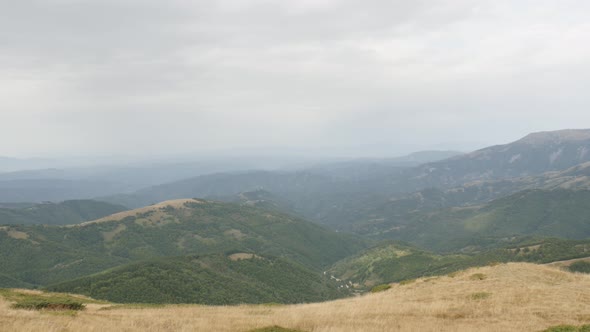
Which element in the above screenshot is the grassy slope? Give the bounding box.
[372,189,590,251]
[0,200,128,226]
[2,263,590,332]
[46,254,349,304]
[329,238,590,287]
[0,199,366,287]
[328,242,470,287]
[334,162,590,234]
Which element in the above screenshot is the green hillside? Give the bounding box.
[47,254,349,304]
[329,238,590,287]
[0,273,32,289]
[368,189,590,251]
[0,200,128,225]
[327,242,469,287]
[0,199,366,287]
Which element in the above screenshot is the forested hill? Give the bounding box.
[47,253,349,304]
[0,198,367,287]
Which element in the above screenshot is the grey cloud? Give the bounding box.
[1,1,590,157]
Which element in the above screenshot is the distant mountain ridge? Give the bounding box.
[400,129,590,189]
[0,200,128,226]
[95,130,590,232]
[518,129,590,145]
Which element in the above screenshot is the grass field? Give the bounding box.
[1,263,590,332]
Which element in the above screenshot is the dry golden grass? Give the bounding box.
[75,199,203,226]
[2,263,590,332]
[547,256,590,268]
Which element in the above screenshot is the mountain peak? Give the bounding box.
[517,129,590,145]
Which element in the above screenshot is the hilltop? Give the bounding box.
[2,263,589,331]
[519,129,590,145]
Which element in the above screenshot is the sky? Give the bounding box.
[1,0,590,159]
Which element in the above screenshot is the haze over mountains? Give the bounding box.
[3,128,590,311]
[88,129,590,230]
[3,1,590,330]
[5,129,589,208]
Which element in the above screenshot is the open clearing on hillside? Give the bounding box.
[1,263,590,332]
[75,199,203,226]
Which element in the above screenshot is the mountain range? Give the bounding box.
[3,129,590,306]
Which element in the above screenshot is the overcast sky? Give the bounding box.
[1,0,590,158]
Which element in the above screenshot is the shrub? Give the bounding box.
[12,299,85,311]
[370,284,392,293]
[543,325,590,332]
[568,261,590,274]
[469,292,491,300]
[399,279,416,286]
[261,302,284,307]
[469,273,487,281]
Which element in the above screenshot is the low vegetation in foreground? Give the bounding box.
[0,289,103,312]
[543,325,590,332]
[2,263,590,332]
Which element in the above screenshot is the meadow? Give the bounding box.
[2,263,590,332]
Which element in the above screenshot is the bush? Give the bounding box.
[469,292,491,300]
[568,261,590,274]
[469,273,487,281]
[370,284,392,293]
[12,299,85,311]
[543,325,590,332]
[399,279,416,286]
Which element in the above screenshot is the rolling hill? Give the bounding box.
[327,238,590,287]
[0,198,366,287]
[327,242,470,287]
[369,189,590,251]
[340,161,590,235]
[47,253,349,304]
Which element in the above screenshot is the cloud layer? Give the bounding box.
[2,0,590,157]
